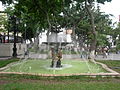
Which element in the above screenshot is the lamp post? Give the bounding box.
[7,16,10,43]
[24,23,26,43]
[11,15,18,58]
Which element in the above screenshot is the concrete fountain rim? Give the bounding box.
[0,72,119,77]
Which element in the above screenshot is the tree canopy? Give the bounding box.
[0,0,114,57]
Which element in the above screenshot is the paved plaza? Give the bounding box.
[18,52,120,60]
[1,52,120,60]
[95,53,120,60]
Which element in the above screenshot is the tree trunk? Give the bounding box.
[46,13,52,58]
[85,0,97,59]
[17,32,19,43]
[34,31,39,52]
[3,33,5,43]
[7,28,9,43]
[71,25,77,47]
[46,13,51,42]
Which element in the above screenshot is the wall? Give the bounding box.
[0,43,26,57]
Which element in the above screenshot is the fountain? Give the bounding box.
[50,47,62,67]
[43,30,70,68]
[1,29,116,76]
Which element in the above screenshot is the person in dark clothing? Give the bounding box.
[0,34,2,43]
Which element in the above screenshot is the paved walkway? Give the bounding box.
[17,52,120,60]
[0,57,11,60]
[1,53,120,60]
[95,53,120,60]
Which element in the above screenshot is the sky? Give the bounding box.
[100,0,120,23]
[0,2,4,11]
[0,0,119,23]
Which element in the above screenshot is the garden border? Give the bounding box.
[0,72,119,77]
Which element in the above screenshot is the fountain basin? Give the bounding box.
[2,59,109,74]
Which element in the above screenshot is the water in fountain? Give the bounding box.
[63,45,101,73]
[82,49,100,73]
[79,47,92,73]
[53,60,57,74]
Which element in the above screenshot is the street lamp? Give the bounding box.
[7,15,11,43]
[24,23,26,43]
[11,15,18,58]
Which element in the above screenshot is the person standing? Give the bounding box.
[102,47,107,58]
[0,33,2,43]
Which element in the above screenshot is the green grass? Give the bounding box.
[1,82,119,90]
[0,76,120,90]
[2,59,107,74]
[97,60,120,73]
[0,60,120,90]
[0,74,120,90]
[0,58,19,68]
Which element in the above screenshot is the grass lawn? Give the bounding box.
[0,59,120,90]
[0,58,19,68]
[97,60,120,73]
[1,80,120,90]
[2,59,107,74]
[0,74,120,90]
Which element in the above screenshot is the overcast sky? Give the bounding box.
[0,0,119,23]
[0,2,3,11]
[100,0,120,23]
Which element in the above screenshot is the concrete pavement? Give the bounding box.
[18,52,120,60]
[1,53,120,60]
[95,53,120,60]
[0,56,11,60]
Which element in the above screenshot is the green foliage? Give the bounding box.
[116,41,120,50]
[96,34,109,47]
[111,23,120,48]
[0,0,13,4]
[0,0,113,50]
[0,13,7,32]
[0,58,19,68]
[97,0,112,4]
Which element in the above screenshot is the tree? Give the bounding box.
[0,13,7,32]
[73,0,112,59]
[112,23,120,51]
[61,0,112,58]
[0,0,13,4]
[1,0,112,58]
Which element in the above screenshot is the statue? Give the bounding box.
[50,47,62,68]
[50,47,56,67]
[56,48,62,67]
